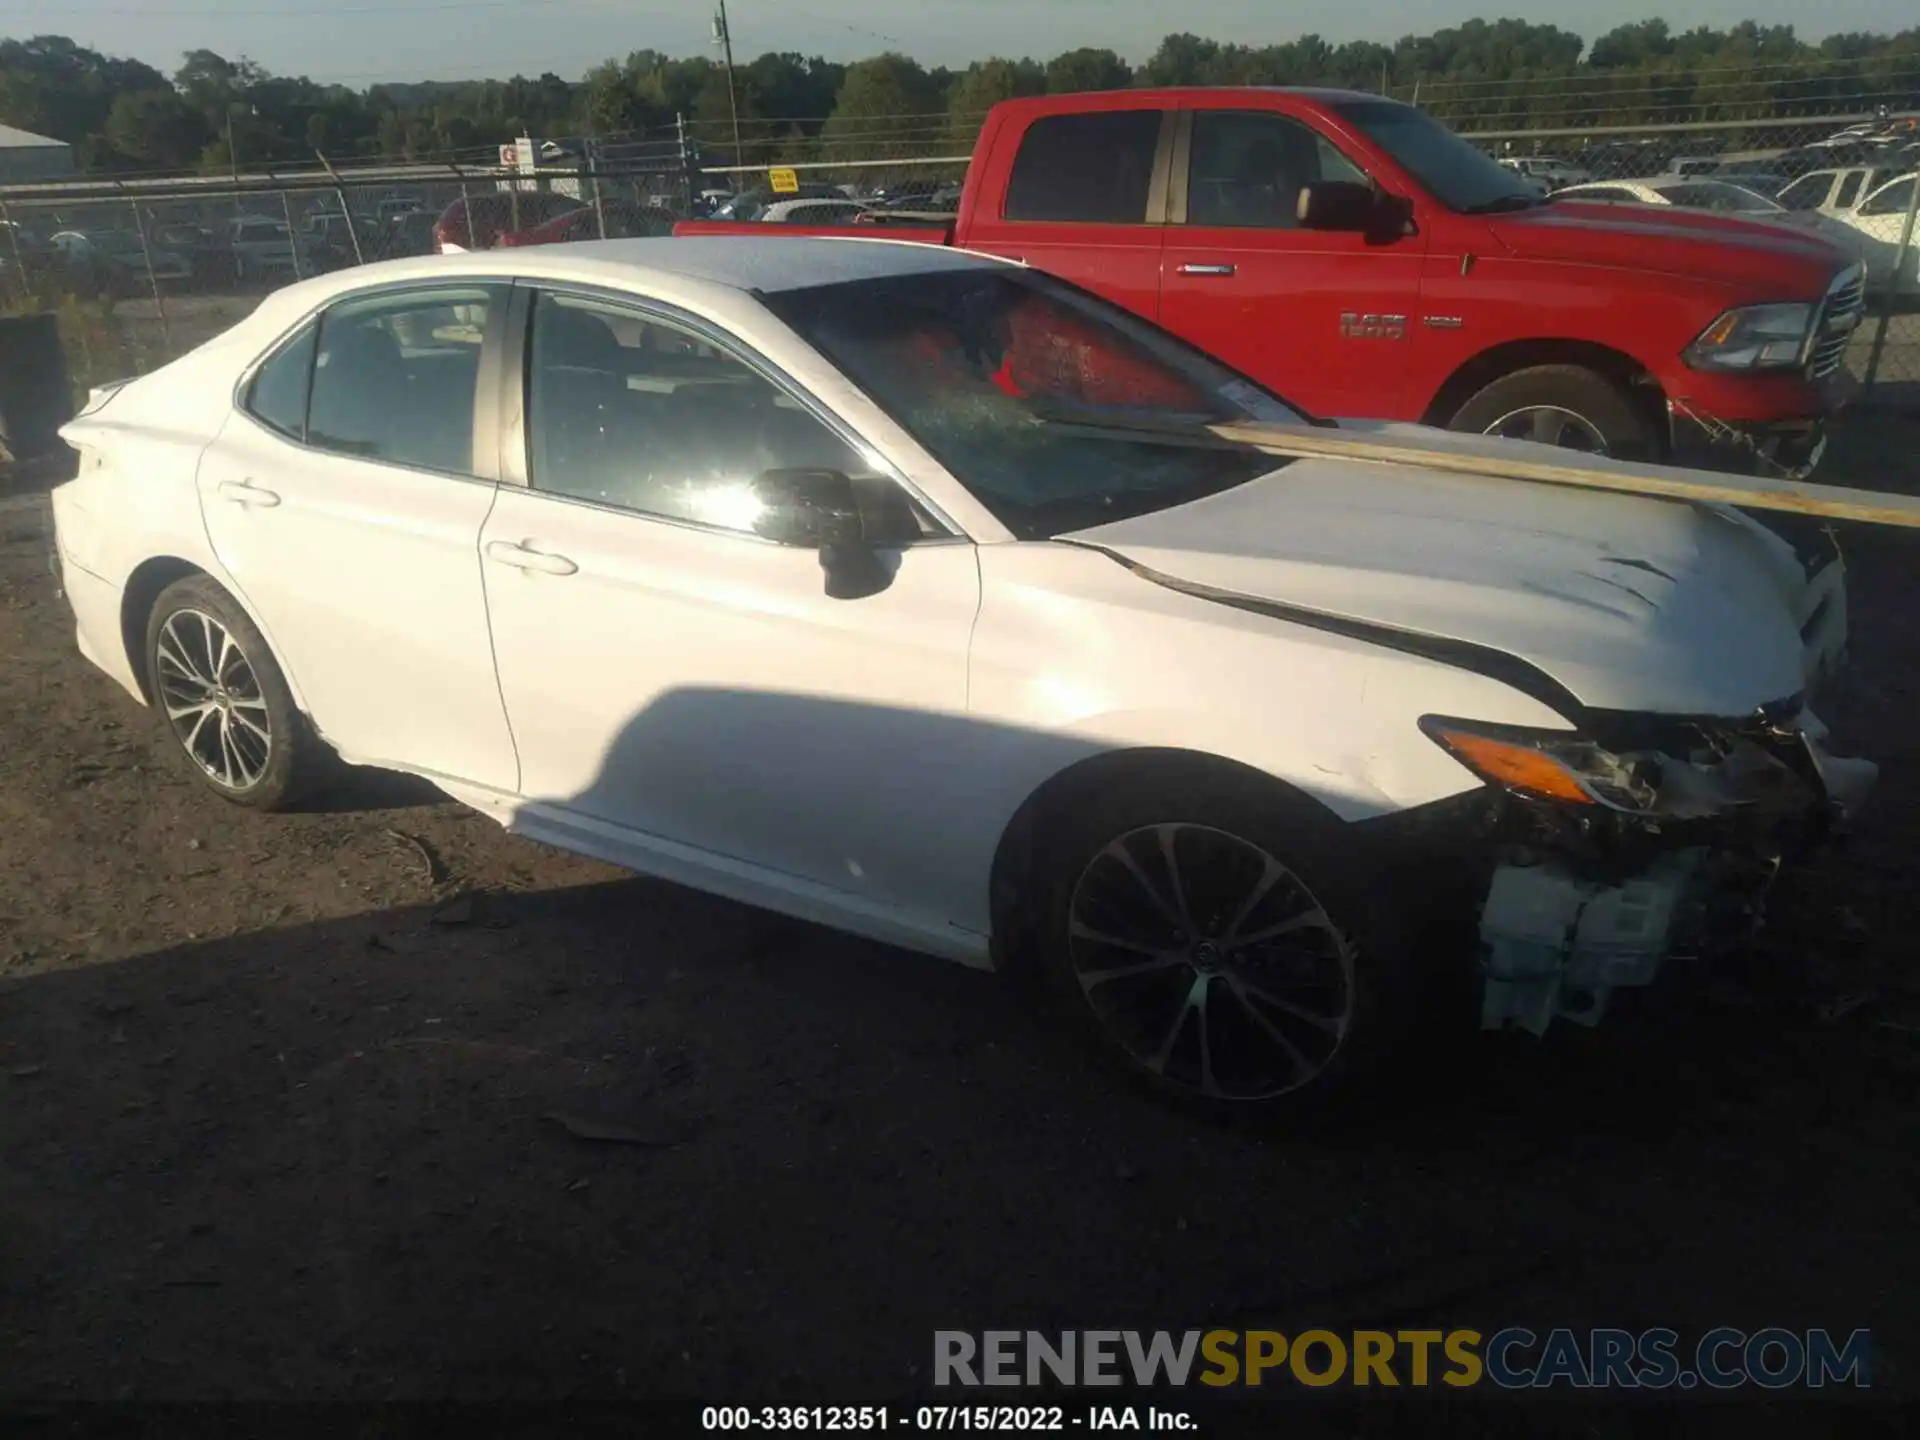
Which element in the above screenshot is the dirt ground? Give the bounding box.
[4,422,1920,1434]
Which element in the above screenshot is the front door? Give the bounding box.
[479,289,980,927]
[1159,106,1430,420]
[196,282,519,790]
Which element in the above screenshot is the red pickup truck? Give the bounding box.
[677,88,1865,474]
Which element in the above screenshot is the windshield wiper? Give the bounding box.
[1461,194,1549,215]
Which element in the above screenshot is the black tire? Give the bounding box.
[1028,766,1419,1119]
[1447,363,1659,460]
[143,574,326,810]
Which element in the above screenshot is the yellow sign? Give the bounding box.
[768,167,800,195]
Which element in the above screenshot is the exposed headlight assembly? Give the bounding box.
[1683,303,1815,372]
[1420,718,1661,811]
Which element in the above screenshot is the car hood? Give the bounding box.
[1489,200,1847,294]
[1061,421,1819,718]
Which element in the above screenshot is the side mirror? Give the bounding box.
[1296,180,1375,231]
[751,467,865,547]
[750,468,893,600]
[1297,181,1416,242]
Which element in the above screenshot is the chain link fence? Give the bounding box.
[1,113,1915,432]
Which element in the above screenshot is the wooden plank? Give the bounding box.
[1035,410,1920,530]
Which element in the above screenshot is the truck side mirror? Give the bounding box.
[1296,180,1375,230]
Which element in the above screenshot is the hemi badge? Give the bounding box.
[1423,316,1464,329]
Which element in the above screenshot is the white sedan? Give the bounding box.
[52,238,1874,1112]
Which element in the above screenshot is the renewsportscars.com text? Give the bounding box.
[934,1328,1872,1390]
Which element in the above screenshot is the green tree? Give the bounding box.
[821,53,944,160]
[946,57,1043,141]
[102,87,206,170]
[1045,47,1131,94]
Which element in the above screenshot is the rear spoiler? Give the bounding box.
[1033,409,1920,530]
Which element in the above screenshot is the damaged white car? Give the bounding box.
[52,238,1876,1111]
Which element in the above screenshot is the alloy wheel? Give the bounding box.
[154,608,273,791]
[1065,823,1356,1101]
[1482,403,1609,452]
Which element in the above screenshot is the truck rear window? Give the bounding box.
[1004,110,1165,225]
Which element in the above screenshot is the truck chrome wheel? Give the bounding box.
[1483,404,1609,453]
[1065,823,1355,1101]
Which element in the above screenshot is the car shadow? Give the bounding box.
[0,682,1908,1413]
[290,762,448,815]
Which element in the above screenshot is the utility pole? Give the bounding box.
[226,104,241,181]
[712,0,743,166]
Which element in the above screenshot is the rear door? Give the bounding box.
[196,282,519,791]
[960,103,1174,322]
[1159,102,1429,420]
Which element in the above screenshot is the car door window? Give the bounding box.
[243,323,318,440]
[1187,111,1367,228]
[525,292,924,536]
[307,285,500,475]
[1003,110,1165,224]
[1862,178,1915,216]
[1834,172,1865,208]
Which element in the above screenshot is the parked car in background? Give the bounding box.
[303,213,388,272]
[48,228,192,295]
[52,237,1875,1114]
[681,88,1866,474]
[377,198,427,224]
[759,198,870,225]
[495,199,679,247]
[706,185,846,221]
[226,216,307,285]
[383,210,440,259]
[1552,176,1870,268]
[1819,172,1920,289]
[1497,155,1593,190]
[1711,166,1790,197]
[432,192,583,252]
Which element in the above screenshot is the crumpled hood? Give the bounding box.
[1489,201,1847,294]
[1062,423,1817,717]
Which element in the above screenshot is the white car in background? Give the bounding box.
[1806,172,1920,289]
[1497,156,1593,190]
[758,198,871,225]
[50,238,1874,1113]
[1554,176,1871,264]
[225,215,308,282]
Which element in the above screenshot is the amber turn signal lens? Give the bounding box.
[1432,728,1595,805]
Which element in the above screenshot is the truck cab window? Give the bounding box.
[1003,110,1165,224]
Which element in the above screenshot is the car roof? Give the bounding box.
[248,237,1010,321]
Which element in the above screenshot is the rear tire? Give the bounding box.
[1028,768,1418,1118]
[1448,363,1659,460]
[144,575,326,811]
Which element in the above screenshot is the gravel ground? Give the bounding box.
[2,420,1920,1434]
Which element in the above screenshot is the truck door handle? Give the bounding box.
[216,479,280,507]
[1177,263,1237,277]
[485,540,578,576]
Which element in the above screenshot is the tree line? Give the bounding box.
[2,19,1918,179]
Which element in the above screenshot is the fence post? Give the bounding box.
[0,199,27,307]
[125,194,172,358]
[280,191,305,278]
[1859,176,1920,402]
[458,177,475,250]
[313,151,365,265]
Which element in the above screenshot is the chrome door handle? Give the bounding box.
[216,479,280,507]
[1177,263,1237,277]
[485,540,578,576]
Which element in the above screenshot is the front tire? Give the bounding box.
[1448,363,1659,460]
[144,575,324,810]
[1029,770,1416,1116]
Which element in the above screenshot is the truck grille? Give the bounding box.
[1809,266,1865,380]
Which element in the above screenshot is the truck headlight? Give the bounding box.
[1420,718,1661,811]
[1683,303,1815,372]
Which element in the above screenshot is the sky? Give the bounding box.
[14,0,1916,88]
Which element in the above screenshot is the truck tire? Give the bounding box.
[1448,364,1658,460]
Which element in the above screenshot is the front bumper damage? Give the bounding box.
[1473,708,1876,1034]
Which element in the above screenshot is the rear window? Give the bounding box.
[1003,110,1164,224]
